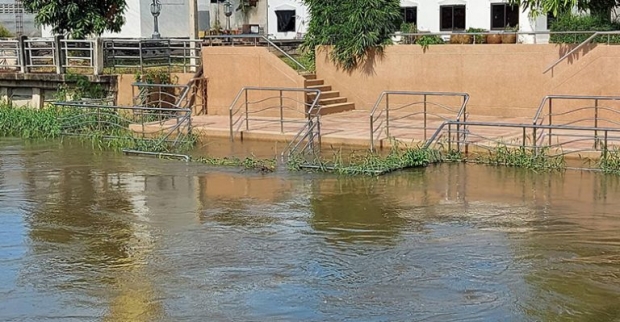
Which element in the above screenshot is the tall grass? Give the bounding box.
[0,104,66,138]
[473,144,565,171]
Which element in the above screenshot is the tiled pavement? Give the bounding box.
[142,110,618,156]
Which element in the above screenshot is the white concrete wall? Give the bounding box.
[42,0,191,39]
[209,0,268,32]
[267,0,308,39]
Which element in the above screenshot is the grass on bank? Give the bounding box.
[4,104,620,175]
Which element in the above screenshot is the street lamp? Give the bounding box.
[223,1,233,32]
[150,0,162,39]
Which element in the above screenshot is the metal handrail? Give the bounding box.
[544,31,620,73]
[228,87,321,142]
[369,91,469,151]
[203,34,308,71]
[424,119,620,158]
[533,94,620,124]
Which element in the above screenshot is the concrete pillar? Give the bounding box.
[0,88,12,106]
[31,88,44,109]
[189,0,199,72]
[93,38,104,75]
[18,35,28,73]
[54,35,65,74]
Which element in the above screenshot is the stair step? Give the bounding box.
[307,90,340,100]
[319,102,355,115]
[306,84,332,91]
[320,97,347,105]
[305,79,324,86]
[302,74,317,80]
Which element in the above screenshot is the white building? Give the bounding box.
[39,0,553,40]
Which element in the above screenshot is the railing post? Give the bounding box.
[54,35,65,74]
[93,38,104,75]
[594,98,599,149]
[229,106,234,142]
[423,94,427,140]
[18,35,27,73]
[385,93,390,138]
[604,130,608,158]
[138,40,144,74]
[448,123,452,151]
[548,98,552,146]
[370,115,374,151]
[280,89,284,133]
[245,89,249,131]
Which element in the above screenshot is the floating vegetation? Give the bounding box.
[290,145,443,176]
[194,155,276,172]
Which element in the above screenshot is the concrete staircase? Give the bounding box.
[303,74,355,115]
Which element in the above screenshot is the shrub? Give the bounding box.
[549,13,620,44]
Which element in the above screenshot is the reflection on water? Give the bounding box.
[1,138,620,321]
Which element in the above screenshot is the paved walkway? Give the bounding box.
[191,110,534,148]
[139,109,618,157]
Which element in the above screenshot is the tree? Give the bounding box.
[302,0,402,71]
[22,0,127,38]
[509,0,619,20]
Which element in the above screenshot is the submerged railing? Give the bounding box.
[425,120,620,159]
[228,87,322,155]
[53,101,193,157]
[532,95,620,149]
[369,91,469,151]
[422,94,620,158]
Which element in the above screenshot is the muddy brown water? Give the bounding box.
[1,138,620,321]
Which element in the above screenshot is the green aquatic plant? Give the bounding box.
[195,155,276,172]
[290,145,443,176]
[473,144,565,171]
[597,146,620,174]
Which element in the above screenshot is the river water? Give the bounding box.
[1,138,620,321]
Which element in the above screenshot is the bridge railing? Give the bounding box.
[0,36,202,75]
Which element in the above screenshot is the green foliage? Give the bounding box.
[474,144,566,171]
[397,23,444,50]
[467,27,488,44]
[597,146,620,174]
[0,104,65,138]
[135,69,178,85]
[195,155,276,172]
[549,13,620,43]
[55,73,106,101]
[290,145,442,176]
[509,0,618,21]
[0,24,12,38]
[22,0,127,39]
[281,52,316,72]
[302,0,403,70]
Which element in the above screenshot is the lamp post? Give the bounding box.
[150,0,162,39]
[224,1,233,32]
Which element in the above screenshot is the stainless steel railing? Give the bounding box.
[228,87,321,143]
[425,120,620,159]
[532,94,620,149]
[544,31,620,73]
[369,91,469,151]
[202,35,308,72]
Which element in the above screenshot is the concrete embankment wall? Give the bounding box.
[201,46,307,116]
[315,44,620,118]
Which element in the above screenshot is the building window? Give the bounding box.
[491,3,519,29]
[401,7,417,24]
[440,5,466,31]
[276,10,296,32]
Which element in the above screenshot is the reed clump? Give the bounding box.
[472,144,565,171]
[597,147,620,174]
